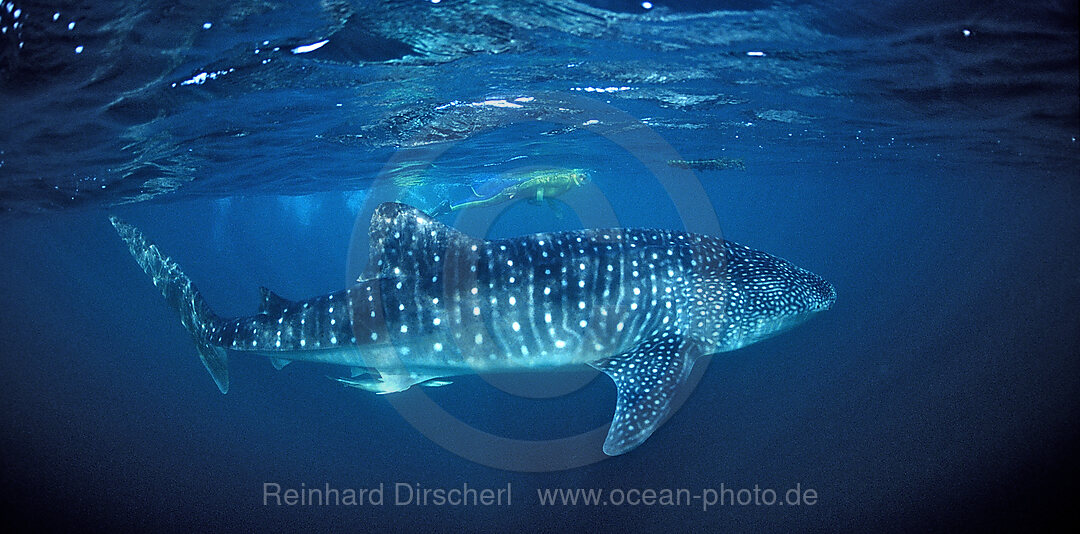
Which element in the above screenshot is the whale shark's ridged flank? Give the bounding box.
[109,216,229,393]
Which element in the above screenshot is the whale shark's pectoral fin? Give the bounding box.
[589,334,702,456]
[332,370,452,395]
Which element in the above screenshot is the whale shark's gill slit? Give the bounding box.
[589,333,702,456]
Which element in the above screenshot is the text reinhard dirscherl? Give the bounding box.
[263,482,512,507]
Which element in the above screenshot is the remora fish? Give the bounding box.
[111,202,835,455]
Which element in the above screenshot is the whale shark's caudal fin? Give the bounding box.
[110,216,230,393]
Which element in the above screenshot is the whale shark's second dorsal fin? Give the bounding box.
[258,286,294,315]
[364,203,483,281]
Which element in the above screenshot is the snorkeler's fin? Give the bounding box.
[548,199,565,219]
[430,200,452,217]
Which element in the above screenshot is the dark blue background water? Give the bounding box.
[1,0,1077,531]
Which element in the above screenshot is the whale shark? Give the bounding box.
[111,202,835,455]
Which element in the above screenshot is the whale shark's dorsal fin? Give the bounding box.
[589,333,703,456]
[258,286,294,315]
[364,202,483,280]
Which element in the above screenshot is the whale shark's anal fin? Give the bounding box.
[589,334,702,456]
[269,358,292,370]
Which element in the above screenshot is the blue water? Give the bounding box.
[1,0,1077,531]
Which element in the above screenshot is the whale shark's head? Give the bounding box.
[694,241,835,351]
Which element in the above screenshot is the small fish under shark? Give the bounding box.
[110,202,835,456]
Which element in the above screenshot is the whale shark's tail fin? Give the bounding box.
[110,216,229,393]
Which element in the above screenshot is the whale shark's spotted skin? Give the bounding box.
[112,203,835,455]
